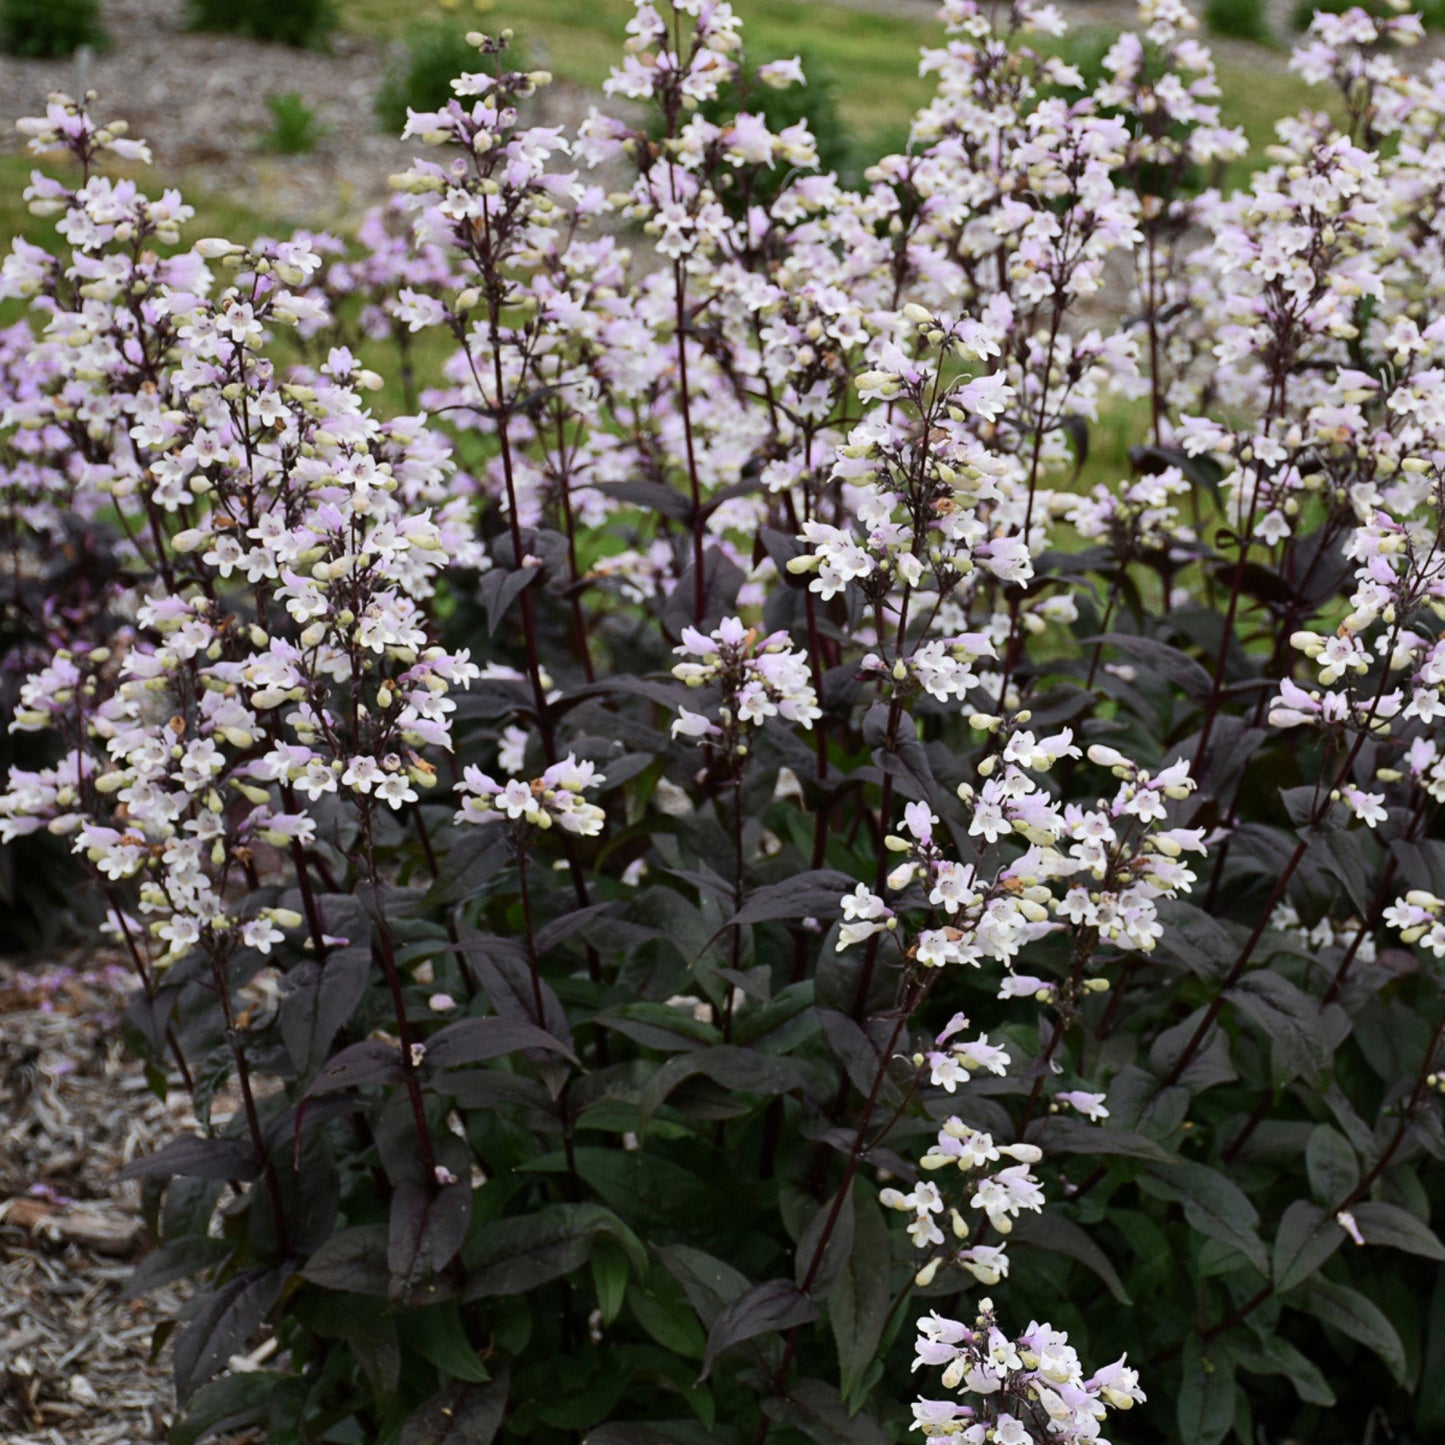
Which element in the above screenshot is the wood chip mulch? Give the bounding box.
[0,954,193,1445]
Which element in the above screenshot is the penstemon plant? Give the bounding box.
[6,2,1445,1443]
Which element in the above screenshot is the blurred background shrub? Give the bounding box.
[1206,0,1272,42]
[186,0,336,49]
[0,0,106,58]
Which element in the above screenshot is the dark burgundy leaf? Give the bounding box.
[280,945,372,1078]
[831,1184,892,1406]
[1081,633,1213,705]
[655,1244,751,1331]
[726,870,860,927]
[818,1009,904,1104]
[661,546,744,637]
[793,1186,853,1300]
[477,565,539,635]
[1142,1161,1267,1272]
[534,902,618,955]
[170,1372,296,1445]
[121,1135,258,1184]
[173,1266,286,1400]
[304,1039,405,1098]
[461,930,572,1044]
[427,828,512,907]
[464,1203,644,1300]
[389,1179,473,1299]
[1351,1201,1445,1260]
[423,1015,575,1070]
[700,1278,818,1379]
[1012,1209,1131,1304]
[402,1366,510,1445]
[640,1046,810,1124]
[301,1223,391,1297]
[762,1378,888,1445]
[1295,1278,1407,1383]
[594,480,694,520]
[124,1237,232,1299]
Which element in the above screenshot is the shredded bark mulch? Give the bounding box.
[0,954,192,1445]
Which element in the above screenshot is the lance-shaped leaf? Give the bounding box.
[1305,1125,1358,1205]
[534,901,620,955]
[597,1001,722,1052]
[594,479,695,520]
[389,1177,474,1300]
[1273,1200,1345,1293]
[794,1183,854,1301]
[1178,1337,1236,1445]
[170,1372,301,1445]
[724,869,860,927]
[1232,1336,1336,1408]
[762,1378,888,1445]
[280,945,372,1079]
[655,1243,751,1331]
[1083,632,1215,704]
[1031,1115,1173,1165]
[173,1266,287,1400]
[639,1045,810,1126]
[1224,971,1332,1088]
[477,564,539,635]
[400,1302,493,1385]
[462,931,572,1044]
[124,1236,232,1300]
[1142,1161,1268,1273]
[830,1183,893,1408]
[427,829,511,907]
[305,1038,405,1098]
[1294,1276,1407,1383]
[818,1009,904,1105]
[301,1223,391,1297]
[1012,1209,1131,1305]
[402,1365,510,1445]
[423,1014,576,1070]
[465,1203,645,1300]
[120,1134,259,1184]
[700,1278,818,1381]
[1351,1201,1445,1260]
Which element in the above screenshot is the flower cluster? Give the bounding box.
[455,755,607,837]
[0,95,480,980]
[852,737,1203,990]
[912,1301,1145,1442]
[671,617,819,753]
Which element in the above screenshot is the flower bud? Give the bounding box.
[1086,744,1129,769]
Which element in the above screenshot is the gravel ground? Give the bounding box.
[0,0,416,227]
[0,0,625,230]
[0,956,196,1445]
